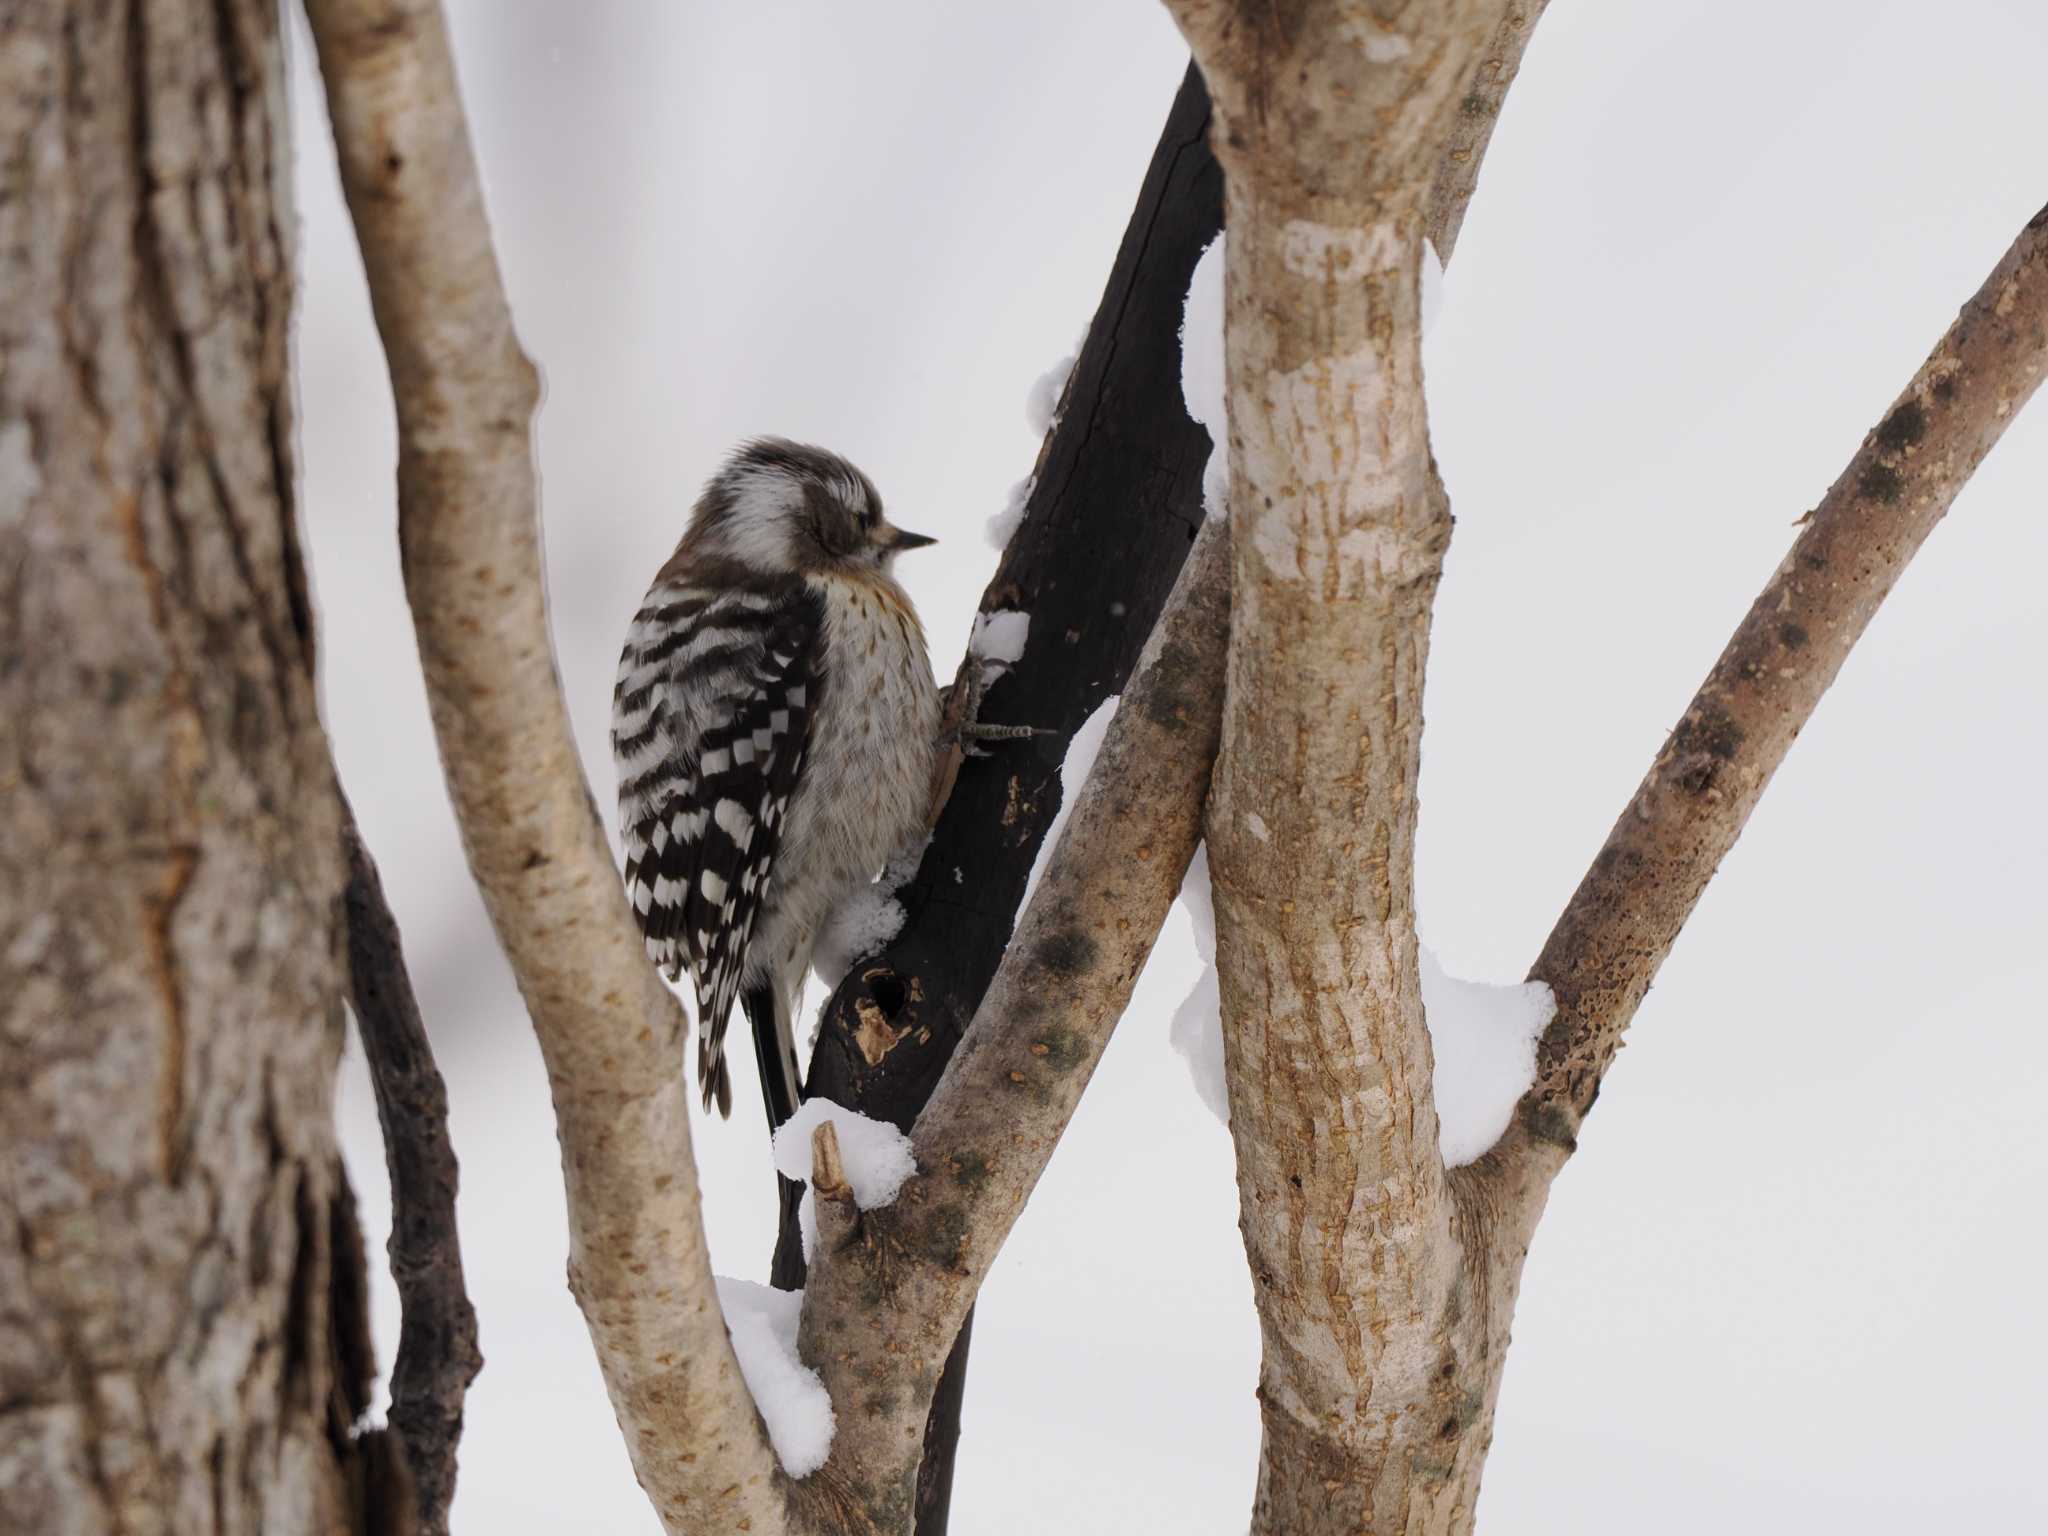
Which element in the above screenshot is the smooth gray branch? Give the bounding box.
[300,2,785,1530]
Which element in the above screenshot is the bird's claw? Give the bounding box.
[939,651,1043,757]
[958,721,1050,759]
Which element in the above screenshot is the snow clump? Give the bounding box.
[713,1278,834,1476]
[771,1099,919,1261]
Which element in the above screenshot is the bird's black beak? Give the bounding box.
[887,527,938,552]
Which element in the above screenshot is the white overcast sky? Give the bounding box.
[291,3,2048,1531]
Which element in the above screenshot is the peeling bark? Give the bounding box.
[0,2,377,1530]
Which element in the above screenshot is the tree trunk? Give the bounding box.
[0,4,386,1531]
[1159,2,1528,1528]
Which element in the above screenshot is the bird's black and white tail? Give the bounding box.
[743,981,803,1132]
[612,571,824,1120]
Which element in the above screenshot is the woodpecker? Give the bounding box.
[612,438,941,1128]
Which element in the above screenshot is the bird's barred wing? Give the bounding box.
[612,579,824,1115]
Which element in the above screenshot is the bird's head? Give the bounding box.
[682,437,937,579]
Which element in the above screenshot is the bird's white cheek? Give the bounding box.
[705,510,798,573]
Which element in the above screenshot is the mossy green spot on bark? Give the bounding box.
[947,1151,992,1192]
[1037,927,1098,977]
[1875,399,1927,451]
[1032,1025,1087,1072]
[1856,460,1904,504]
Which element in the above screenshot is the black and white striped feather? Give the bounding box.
[613,578,824,1116]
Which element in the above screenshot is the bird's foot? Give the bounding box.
[939,651,1050,758]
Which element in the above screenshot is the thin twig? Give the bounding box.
[341,805,481,1536]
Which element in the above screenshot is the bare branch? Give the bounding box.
[785,50,1539,1524]
[1426,1,1555,264]
[1494,200,2048,1189]
[341,808,480,1536]
[797,516,1232,1526]
[299,3,784,1530]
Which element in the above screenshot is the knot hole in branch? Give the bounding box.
[867,969,908,1021]
[850,967,913,1067]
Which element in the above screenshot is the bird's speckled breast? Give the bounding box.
[746,568,939,991]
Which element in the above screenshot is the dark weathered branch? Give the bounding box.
[789,60,1223,1183]
[301,2,784,1530]
[776,63,1225,1533]
[1493,200,2048,1201]
[797,517,1232,1528]
[341,807,481,1536]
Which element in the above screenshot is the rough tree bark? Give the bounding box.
[1426,1,1553,265]
[250,3,2046,1533]
[0,3,391,1532]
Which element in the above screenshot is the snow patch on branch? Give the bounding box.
[1169,848,1552,1167]
[984,474,1035,550]
[772,1100,918,1207]
[1168,846,1230,1123]
[1018,693,1120,919]
[771,1100,919,1260]
[1180,231,1446,531]
[1026,348,1079,438]
[987,337,1083,551]
[968,608,1031,685]
[1420,948,1555,1166]
[1180,235,1230,521]
[811,840,923,989]
[714,1278,834,1476]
